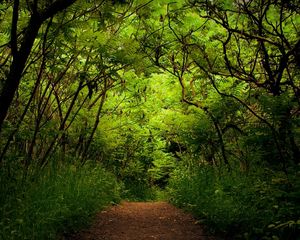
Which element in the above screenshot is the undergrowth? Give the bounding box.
[167,164,300,240]
[121,180,168,201]
[0,162,121,240]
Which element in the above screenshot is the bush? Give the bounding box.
[0,163,121,240]
[167,165,300,239]
[120,179,158,201]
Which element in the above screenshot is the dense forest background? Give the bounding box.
[0,0,299,239]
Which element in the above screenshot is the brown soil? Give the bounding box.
[66,201,217,240]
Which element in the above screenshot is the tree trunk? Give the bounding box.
[0,16,41,134]
[81,80,108,162]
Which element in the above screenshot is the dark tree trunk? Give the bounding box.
[81,80,108,162]
[205,109,229,166]
[0,16,42,134]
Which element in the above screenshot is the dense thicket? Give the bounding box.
[0,0,299,239]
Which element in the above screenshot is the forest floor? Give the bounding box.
[65,201,218,240]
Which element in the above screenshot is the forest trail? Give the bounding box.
[67,201,217,240]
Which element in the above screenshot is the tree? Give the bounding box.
[0,0,149,167]
[0,0,78,133]
[136,0,300,168]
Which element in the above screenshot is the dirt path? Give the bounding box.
[67,201,216,240]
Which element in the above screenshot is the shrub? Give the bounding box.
[167,165,300,239]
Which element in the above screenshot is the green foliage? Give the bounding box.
[97,73,182,188]
[120,180,157,201]
[0,163,121,240]
[148,150,176,187]
[168,165,300,239]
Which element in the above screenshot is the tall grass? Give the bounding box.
[0,162,121,240]
[167,165,300,239]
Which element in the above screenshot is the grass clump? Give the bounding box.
[167,165,300,239]
[0,162,121,240]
